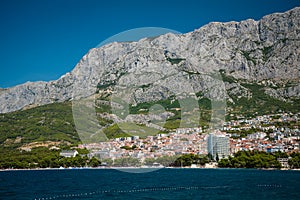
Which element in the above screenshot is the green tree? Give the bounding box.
[89,157,101,167]
[216,153,219,162]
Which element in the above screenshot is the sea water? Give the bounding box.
[0,168,299,200]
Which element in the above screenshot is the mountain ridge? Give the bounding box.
[0,7,300,113]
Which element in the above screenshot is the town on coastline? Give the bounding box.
[62,111,299,169]
[2,111,299,170]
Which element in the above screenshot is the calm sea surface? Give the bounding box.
[0,168,299,200]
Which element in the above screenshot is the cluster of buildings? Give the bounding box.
[79,131,208,161]
[74,112,299,164]
[225,113,300,154]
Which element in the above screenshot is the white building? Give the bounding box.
[207,134,229,160]
[60,150,78,158]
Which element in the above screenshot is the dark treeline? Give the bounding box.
[0,147,100,169]
[218,151,300,169]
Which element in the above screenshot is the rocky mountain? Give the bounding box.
[0,7,300,114]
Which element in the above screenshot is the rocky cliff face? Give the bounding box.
[0,7,299,113]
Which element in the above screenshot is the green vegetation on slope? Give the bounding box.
[219,72,300,118]
[166,57,186,65]
[230,82,300,117]
[102,123,131,139]
[129,97,180,114]
[0,102,79,149]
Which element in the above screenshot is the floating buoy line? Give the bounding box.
[34,184,284,199]
[256,184,282,188]
[34,185,231,200]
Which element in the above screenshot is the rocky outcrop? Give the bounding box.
[0,7,299,113]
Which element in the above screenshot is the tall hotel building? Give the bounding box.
[207,133,229,160]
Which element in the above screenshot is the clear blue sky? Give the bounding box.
[0,0,299,88]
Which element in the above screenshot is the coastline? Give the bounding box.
[1,166,300,172]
